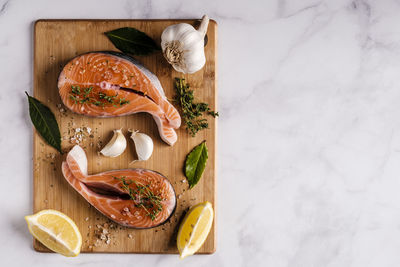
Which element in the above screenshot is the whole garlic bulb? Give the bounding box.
[161,15,209,74]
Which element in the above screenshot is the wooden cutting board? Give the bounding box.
[33,19,217,254]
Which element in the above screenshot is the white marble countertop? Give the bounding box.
[2,0,400,266]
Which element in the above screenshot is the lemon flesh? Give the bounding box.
[177,201,214,259]
[25,209,82,257]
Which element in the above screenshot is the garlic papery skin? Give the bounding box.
[100,129,127,157]
[161,15,209,74]
[129,130,153,161]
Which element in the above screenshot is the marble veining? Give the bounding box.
[0,1,9,15]
[2,0,400,266]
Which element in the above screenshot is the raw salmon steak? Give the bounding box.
[58,51,181,145]
[62,145,176,228]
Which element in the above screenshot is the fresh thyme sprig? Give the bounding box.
[113,176,163,221]
[99,92,117,103]
[69,85,130,107]
[173,78,218,137]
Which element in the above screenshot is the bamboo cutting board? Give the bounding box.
[33,19,217,254]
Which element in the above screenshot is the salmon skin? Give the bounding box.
[62,145,177,228]
[58,51,181,145]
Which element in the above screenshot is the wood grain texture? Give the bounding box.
[33,19,217,254]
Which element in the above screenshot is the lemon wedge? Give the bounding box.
[25,209,82,257]
[177,201,214,259]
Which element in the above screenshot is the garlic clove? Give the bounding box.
[129,129,153,162]
[100,129,127,157]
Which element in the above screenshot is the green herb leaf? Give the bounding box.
[185,141,208,188]
[25,92,62,153]
[104,27,160,56]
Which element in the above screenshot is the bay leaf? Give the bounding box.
[105,27,160,56]
[185,141,208,188]
[26,92,62,153]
